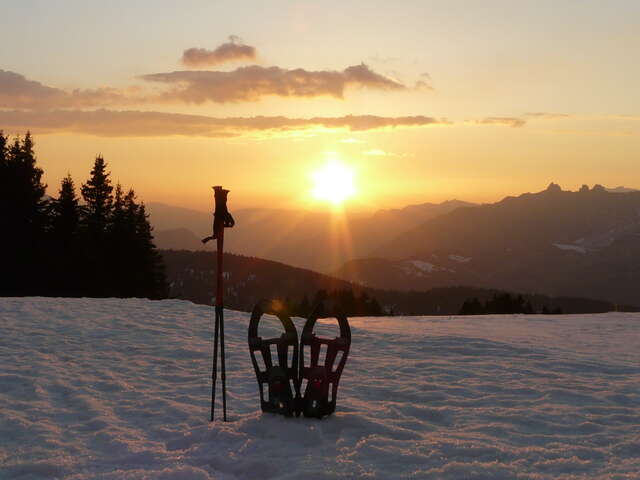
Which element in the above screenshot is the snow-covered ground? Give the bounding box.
[1,298,639,479]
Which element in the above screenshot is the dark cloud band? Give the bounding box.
[0,109,444,137]
[141,63,407,103]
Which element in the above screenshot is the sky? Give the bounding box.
[1,0,639,211]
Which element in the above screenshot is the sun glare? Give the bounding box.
[311,159,356,205]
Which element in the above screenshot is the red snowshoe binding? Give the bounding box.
[298,309,351,418]
[248,301,300,417]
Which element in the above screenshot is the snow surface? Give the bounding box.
[1,298,639,479]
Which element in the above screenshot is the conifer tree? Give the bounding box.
[297,294,311,317]
[51,174,81,241]
[133,201,168,299]
[80,156,114,295]
[107,186,138,296]
[0,131,7,172]
[369,297,383,316]
[106,187,166,298]
[81,156,113,240]
[0,132,48,294]
[49,174,82,294]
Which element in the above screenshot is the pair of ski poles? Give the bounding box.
[202,186,234,422]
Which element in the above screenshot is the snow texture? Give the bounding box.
[1,298,639,479]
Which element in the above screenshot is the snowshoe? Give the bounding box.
[298,309,351,418]
[248,301,300,417]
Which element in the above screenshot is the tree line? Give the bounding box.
[0,132,167,298]
[459,293,562,315]
[276,289,384,317]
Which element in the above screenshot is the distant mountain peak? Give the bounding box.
[606,186,639,193]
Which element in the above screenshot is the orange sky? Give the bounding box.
[2,1,639,211]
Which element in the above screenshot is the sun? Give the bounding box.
[311,159,356,205]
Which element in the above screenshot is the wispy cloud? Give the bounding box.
[0,70,141,110]
[141,63,407,103]
[524,112,571,120]
[414,72,434,91]
[0,109,446,138]
[181,36,256,67]
[0,70,139,110]
[473,117,526,128]
[363,149,393,156]
[362,148,413,158]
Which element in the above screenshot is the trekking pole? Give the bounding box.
[202,186,235,421]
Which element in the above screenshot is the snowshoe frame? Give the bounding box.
[298,309,351,418]
[248,301,300,417]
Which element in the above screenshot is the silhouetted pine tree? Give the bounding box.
[0,131,6,171]
[48,174,83,294]
[0,132,48,294]
[523,300,534,314]
[104,184,131,296]
[313,289,329,316]
[81,156,113,239]
[80,156,114,295]
[459,297,484,315]
[296,294,311,317]
[368,296,383,316]
[338,289,357,314]
[133,201,168,298]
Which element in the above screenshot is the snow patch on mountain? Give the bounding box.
[1,298,639,479]
[448,254,472,263]
[409,259,439,272]
[553,243,588,254]
[397,260,455,276]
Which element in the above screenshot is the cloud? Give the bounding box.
[524,112,571,119]
[1,63,412,110]
[363,149,393,156]
[474,117,526,128]
[181,36,256,67]
[362,148,413,158]
[0,70,141,110]
[0,109,445,138]
[0,70,65,109]
[414,72,434,91]
[141,63,407,103]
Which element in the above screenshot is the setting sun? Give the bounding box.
[311,159,356,205]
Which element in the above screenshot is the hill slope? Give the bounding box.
[161,250,626,315]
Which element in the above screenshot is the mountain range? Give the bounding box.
[149,184,640,307]
[337,184,640,306]
[148,199,474,272]
[161,249,629,315]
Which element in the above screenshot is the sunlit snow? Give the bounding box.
[1,298,639,479]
